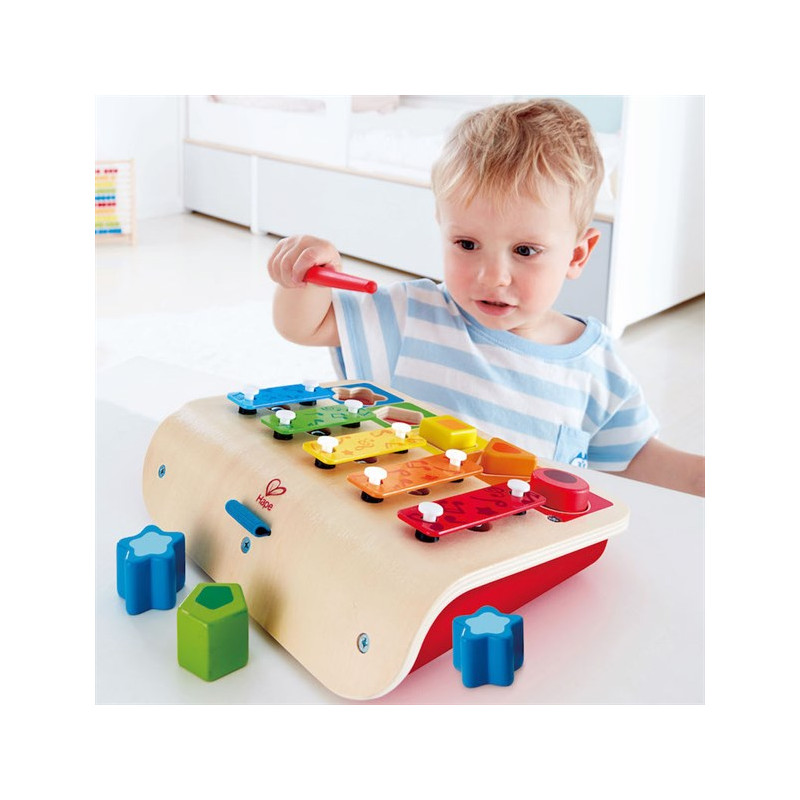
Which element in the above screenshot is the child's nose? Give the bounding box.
[478,258,512,287]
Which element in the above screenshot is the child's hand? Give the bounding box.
[267,235,342,289]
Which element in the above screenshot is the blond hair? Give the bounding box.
[431,98,604,235]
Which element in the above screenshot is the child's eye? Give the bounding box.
[456,239,476,251]
[514,245,541,257]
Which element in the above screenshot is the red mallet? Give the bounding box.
[305,265,377,294]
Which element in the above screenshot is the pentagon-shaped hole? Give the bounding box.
[196,585,234,610]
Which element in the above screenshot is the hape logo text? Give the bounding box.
[256,478,286,511]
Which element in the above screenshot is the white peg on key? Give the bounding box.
[507,479,530,498]
[445,449,467,469]
[317,435,339,454]
[391,422,411,440]
[275,409,296,427]
[418,501,444,523]
[364,466,388,486]
[344,399,364,415]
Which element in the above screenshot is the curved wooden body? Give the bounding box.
[142,387,629,700]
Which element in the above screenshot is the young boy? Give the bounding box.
[267,99,705,497]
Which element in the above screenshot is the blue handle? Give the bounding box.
[225,500,271,537]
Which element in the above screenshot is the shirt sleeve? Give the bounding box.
[330,282,409,385]
[587,385,660,471]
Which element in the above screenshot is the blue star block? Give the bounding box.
[452,606,524,688]
[116,525,186,615]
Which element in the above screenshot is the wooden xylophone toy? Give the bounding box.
[142,380,629,699]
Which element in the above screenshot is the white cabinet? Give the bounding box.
[608,96,704,334]
[256,159,440,275]
[183,142,252,228]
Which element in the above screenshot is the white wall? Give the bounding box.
[95,96,184,220]
[608,96,705,333]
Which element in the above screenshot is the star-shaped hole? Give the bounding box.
[465,610,511,636]
[129,529,172,556]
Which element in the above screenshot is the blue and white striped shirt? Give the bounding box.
[331,279,658,471]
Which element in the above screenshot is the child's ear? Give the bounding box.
[567,227,601,279]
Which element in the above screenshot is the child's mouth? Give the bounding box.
[477,299,514,316]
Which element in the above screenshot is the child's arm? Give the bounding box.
[616,438,705,497]
[267,235,342,347]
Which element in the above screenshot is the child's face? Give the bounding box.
[438,186,598,342]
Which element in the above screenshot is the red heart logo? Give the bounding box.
[264,478,287,497]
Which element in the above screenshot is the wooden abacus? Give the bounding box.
[95,159,136,244]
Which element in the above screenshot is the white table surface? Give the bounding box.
[96,357,704,704]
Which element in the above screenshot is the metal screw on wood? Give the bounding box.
[547,515,561,523]
[357,633,370,653]
[158,465,166,478]
[241,537,251,553]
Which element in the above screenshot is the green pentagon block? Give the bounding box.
[177,583,249,681]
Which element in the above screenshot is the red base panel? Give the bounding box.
[410,539,608,673]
